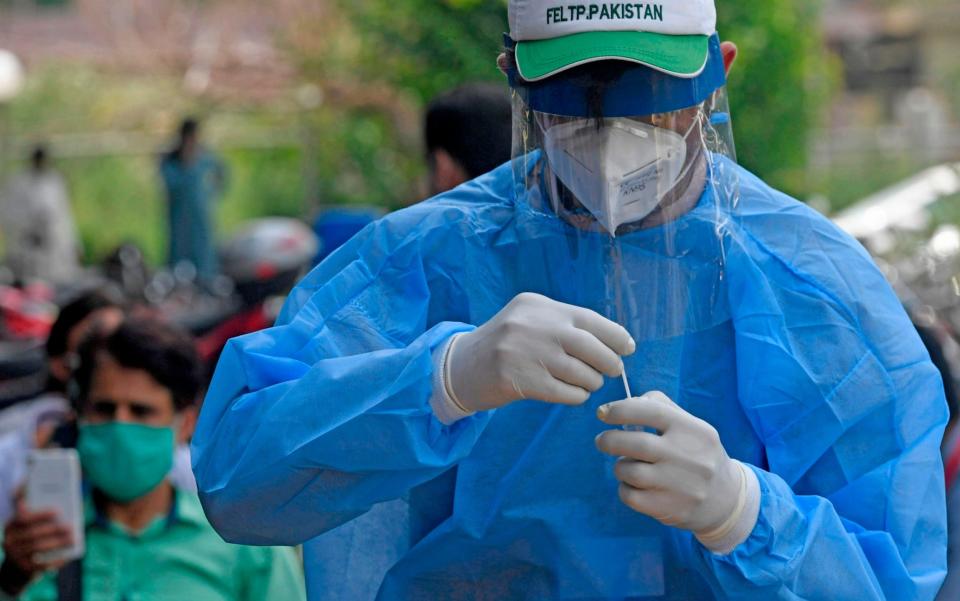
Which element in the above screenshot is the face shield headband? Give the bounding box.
[505,33,727,118]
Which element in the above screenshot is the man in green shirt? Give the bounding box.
[0,319,306,601]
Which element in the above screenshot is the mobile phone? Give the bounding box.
[25,449,85,563]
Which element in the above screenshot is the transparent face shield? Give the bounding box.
[528,102,730,237]
[508,44,738,236]
[505,35,741,396]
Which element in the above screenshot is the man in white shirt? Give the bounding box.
[0,146,80,285]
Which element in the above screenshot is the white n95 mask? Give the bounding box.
[543,117,694,235]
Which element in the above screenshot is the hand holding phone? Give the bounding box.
[23,449,85,563]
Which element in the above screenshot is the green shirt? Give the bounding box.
[3,489,306,601]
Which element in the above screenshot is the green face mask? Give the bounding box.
[77,422,175,502]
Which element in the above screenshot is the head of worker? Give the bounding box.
[502,0,739,238]
[71,318,202,504]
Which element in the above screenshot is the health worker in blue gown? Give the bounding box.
[191,1,948,599]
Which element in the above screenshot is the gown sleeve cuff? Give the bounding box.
[696,460,761,555]
[430,333,476,425]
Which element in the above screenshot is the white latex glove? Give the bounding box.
[595,392,760,554]
[444,292,636,413]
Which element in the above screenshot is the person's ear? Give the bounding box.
[175,406,197,445]
[48,356,70,385]
[429,149,469,195]
[720,41,738,76]
[497,52,510,77]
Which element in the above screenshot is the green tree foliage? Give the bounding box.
[280,0,509,212]
[718,0,832,196]
[338,0,509,103]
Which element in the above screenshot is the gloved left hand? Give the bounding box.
[595,391,758,553]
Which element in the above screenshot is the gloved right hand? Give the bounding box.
[444,292,636,413]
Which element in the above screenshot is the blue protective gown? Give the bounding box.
[192,159,948,600]
[160,150,226,280]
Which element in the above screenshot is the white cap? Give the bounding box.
[508,0,717,81]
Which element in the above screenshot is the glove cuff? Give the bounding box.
[429,333,476,425]
[695,460,761,555]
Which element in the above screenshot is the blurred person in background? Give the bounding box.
[160,118,228,285]
[925,321,960,600]
[0,288,199,526]
[310,83,512,267]
[425,82,513,195]
[0,318,305,601]
[0,146,80,286]
[0,289,124,528]
[43,289,125,404]
[0,287,126,435]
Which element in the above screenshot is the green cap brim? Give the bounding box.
[515,31,709,82]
